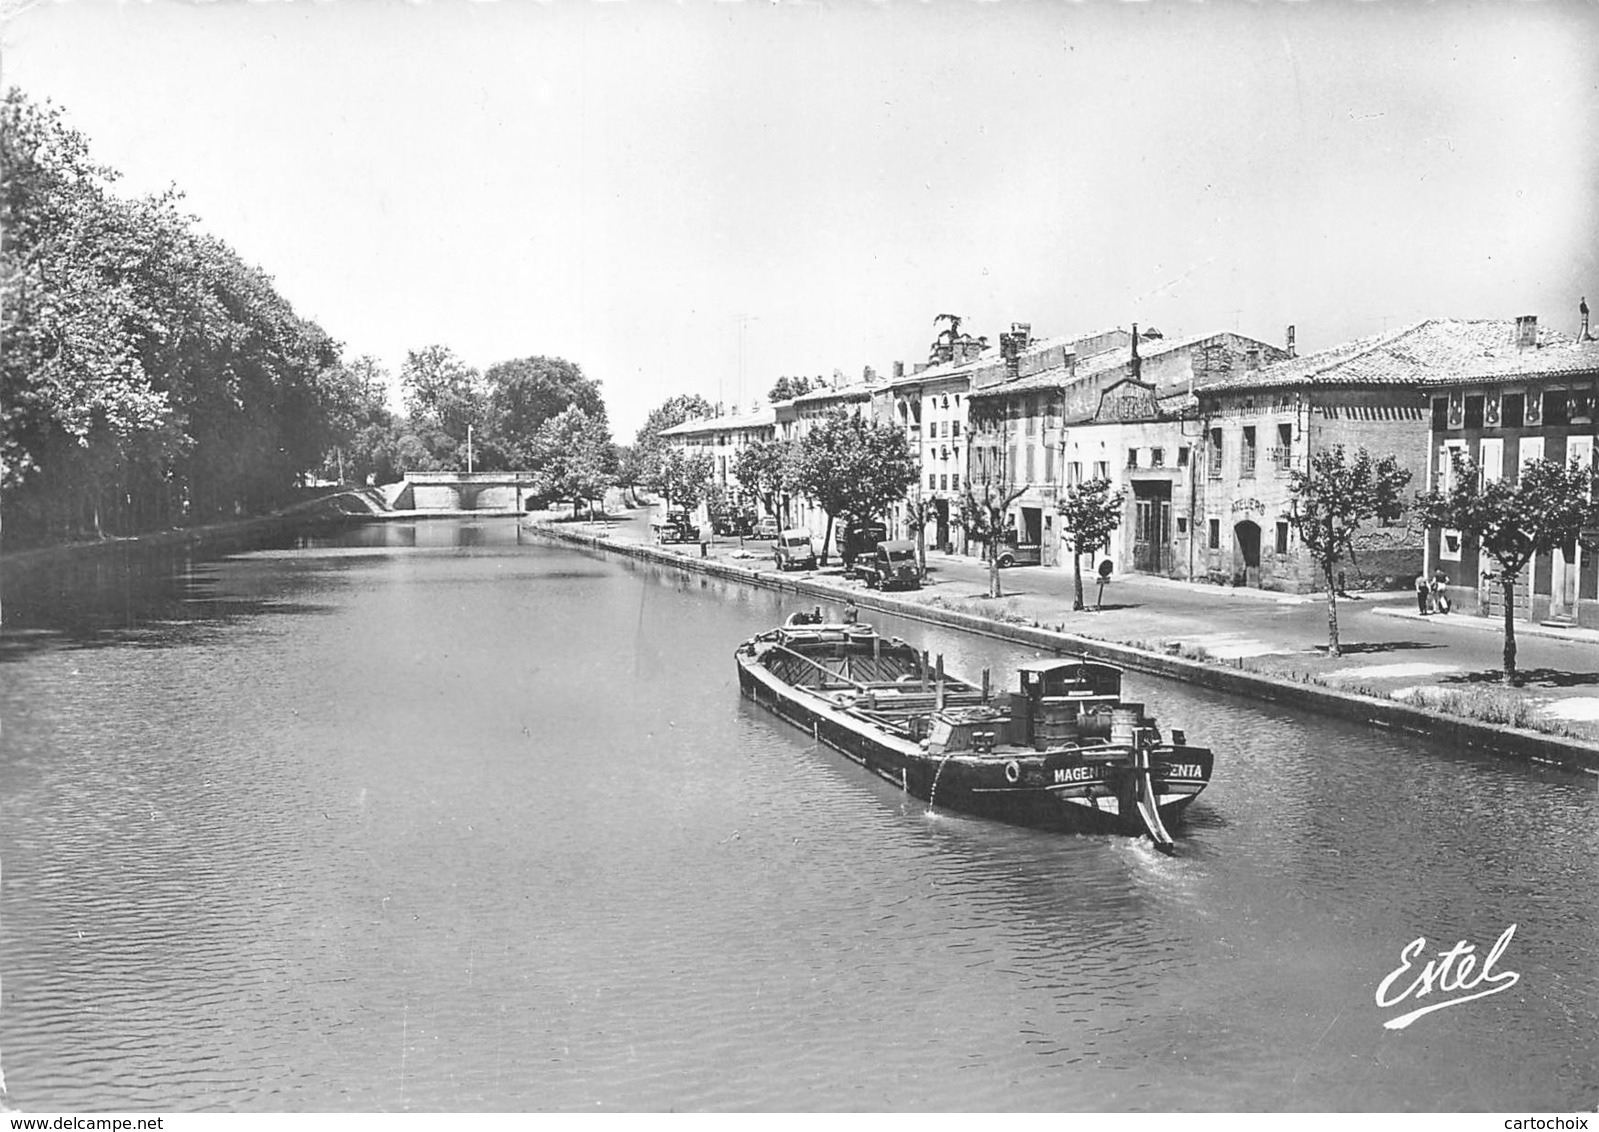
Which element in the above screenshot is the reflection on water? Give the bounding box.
[0,518,1594,1112]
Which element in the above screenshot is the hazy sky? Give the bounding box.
[5,0,1596,436]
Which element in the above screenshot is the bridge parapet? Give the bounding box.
[397,472,539,511]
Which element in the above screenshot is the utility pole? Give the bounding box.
[735,313,761,411]
[467,424,474,475]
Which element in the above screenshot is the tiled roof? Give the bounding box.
[1204,319,1594,394]
[968,329,1266,399]
[658,407,777,437]
[791,380,877,406]
[967,362,1073,397]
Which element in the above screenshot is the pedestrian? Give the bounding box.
[843,599,858,624]
[1431,571,1451,614]
[1415,571,1431,615]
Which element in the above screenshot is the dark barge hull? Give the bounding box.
[736,648,1209,837]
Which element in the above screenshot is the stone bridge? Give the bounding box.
[390,472,538,512]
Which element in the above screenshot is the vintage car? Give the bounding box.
[773,529,818,571]
[853,539,923,591]
[839,520,889,574]
[996,532,1042,568]
[756,516,782,542]
[654,509,701,544]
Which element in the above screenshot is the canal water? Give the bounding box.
[1,518,1593,1112]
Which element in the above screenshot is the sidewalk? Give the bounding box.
[546,509,1599,747]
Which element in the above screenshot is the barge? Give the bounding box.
[735,616,1214,852]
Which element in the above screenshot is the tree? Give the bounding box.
[632,393,714,499]
[316,355,397,484]
[400,345,485,467]
[2,88,344,540]
[654,447,715,512]
[483,355,604,469]
[958,428,1029,598]
[790,408,919,565]
[959,479,1028,599]
[1058,477,1126,611]
[730,436,793,522]
[904,489,935,571]
[1415,454,1599,683]
[528,406,615,517]
[767,375,817,403]
[1285,445,1412,658]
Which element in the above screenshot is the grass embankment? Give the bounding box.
[1109,634,1596,743]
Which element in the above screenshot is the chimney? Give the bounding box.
[1582,297,1591,342]
[833,367,844,389]
[1130,323,1142,382]
[1286,324,1297,358]
[893,360,905,380]
[1515,315,1538,351]
[999,328,1023,382]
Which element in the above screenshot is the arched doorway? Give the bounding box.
[1232,520,1262,587]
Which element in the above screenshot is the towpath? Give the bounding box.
[553,506,1599,744]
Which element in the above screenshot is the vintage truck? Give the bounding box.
[853,539,924,590]
[653,509,701,544]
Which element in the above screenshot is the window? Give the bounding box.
[1068,461,1082,486]
[1431,397,1450,431]
[1500,393,1524,429]
[1094,460,1109,481]
[1208,428,1223,478]
[1176,516,1188,534]
[1277,422,1292,448]
[1025,445,1035,482]
[1464,395,1485,429]
[929,473,937,490]
[1241,426,1257,477]
[951,421,961,438]
[940,474,948,490]
[951,474,959,491]
[1127,448,1139,469]
[1275,521,1289,555]
[1208,518,1220,549]
[1178,446,1190,467]
[1545,390,1571,427]
[1151,447,1165,468]
[1044,446,1055,482]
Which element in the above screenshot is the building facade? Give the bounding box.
[1419,313,1599,626]
[968,328,1284,575]
[1193,320,1549,593]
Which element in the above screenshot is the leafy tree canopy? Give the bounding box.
[767,375,818,403]
[529,405,615,515]
[730,436,793,518]
[1058,476,1126,610]
[1415,453,1599,680]
[791,408,918,562]
[1286,444,1412,657]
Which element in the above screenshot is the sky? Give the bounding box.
[4,0,1597,438]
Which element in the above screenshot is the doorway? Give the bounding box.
[1233,520,1262,587]
[1132,481,1172,574]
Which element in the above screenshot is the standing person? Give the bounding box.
[1431,571,1451,614]
[843,599,858,624]
[1415,571,1431,615]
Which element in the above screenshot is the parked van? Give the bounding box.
[774,529,818,572]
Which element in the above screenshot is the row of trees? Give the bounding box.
[1288,444,1599,682]
[1,88,618,544]
[2,89,352,542]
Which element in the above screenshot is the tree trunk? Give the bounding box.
[988,541,1002,599]
[1324,561,1341,657]
[1502,574,1518,684]
[821,513,836,566]
[1072,547,1085,611]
